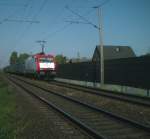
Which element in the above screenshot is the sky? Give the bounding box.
[0,0,150,67]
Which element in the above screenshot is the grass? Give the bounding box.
[0,74,16,139]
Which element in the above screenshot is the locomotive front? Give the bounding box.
[25,53,56,79]
[37,55,56,77]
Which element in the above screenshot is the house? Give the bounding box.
[92,45,136,62]
[67,57,90,63]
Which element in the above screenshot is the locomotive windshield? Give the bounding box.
[39,58,53,62]
[39,57,55,69]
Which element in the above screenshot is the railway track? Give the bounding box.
[51,80,150,107]
[11,75,150,127]
[8,75,150,139]
[16,76,150,127]
[7,75,95,139]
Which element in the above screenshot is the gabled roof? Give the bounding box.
[92,45,136,61]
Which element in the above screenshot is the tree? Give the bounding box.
[18,53,29,64]
[10,52,30,65]
[10,51,18,65]
[55,54,67,64]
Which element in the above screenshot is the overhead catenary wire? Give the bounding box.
[65,6,99,30]
[23,0,34,19]
[64,7,95,23]
[0,0,38,24]
[0,3,27,7]
[65,0,110,23]
[43,23,72,40]
[4,19,39,23]
[0,1,28,24]
[34,2,75,45]
[65,20,92,25]
[13,0,48,50]
[32,0,48,19]
[23,0,35,19]
[39,6,66,37]
[10,0,35,48]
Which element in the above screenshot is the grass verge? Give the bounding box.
[0,74,16,139]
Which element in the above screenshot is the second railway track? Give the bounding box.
[13,75,150,127]
[51,80,150,107]
[8,75,150,139]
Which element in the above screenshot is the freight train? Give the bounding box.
[4,52,56,79]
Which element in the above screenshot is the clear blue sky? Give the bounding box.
[0,0,150,67]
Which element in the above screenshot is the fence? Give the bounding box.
[56,56,150,89]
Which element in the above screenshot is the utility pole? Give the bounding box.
[94,1,110,86]
[66,0,110,86]
[36,40,46,53]
[97,7,104,85]
[93,5,104,85]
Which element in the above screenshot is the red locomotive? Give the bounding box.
[5,52,56,79]
[25,52,56,78]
